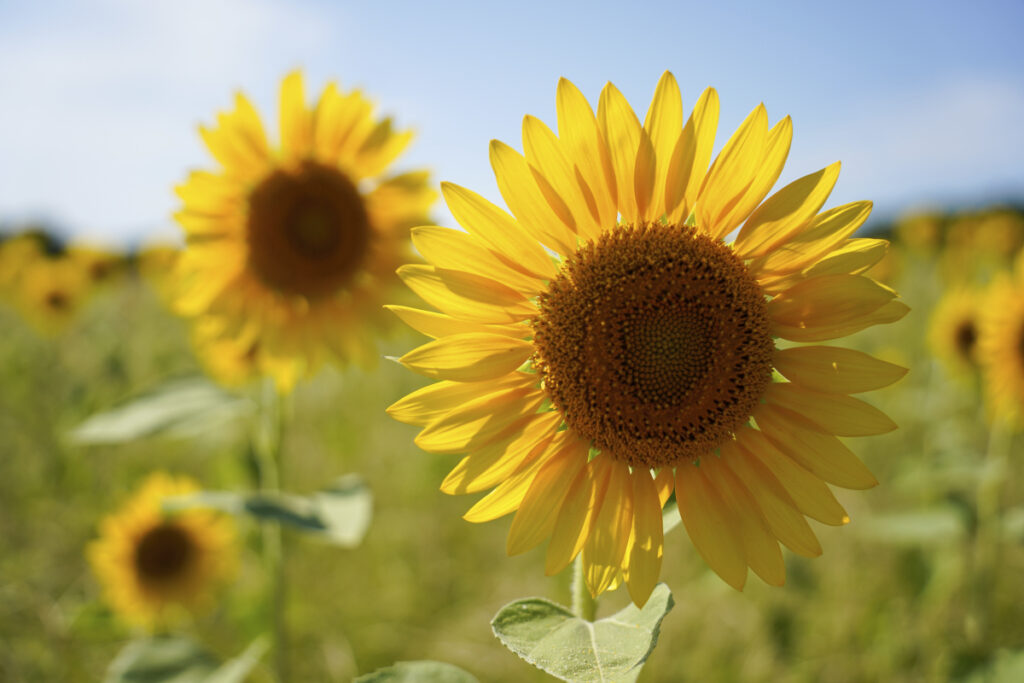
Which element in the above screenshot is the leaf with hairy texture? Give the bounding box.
[491,583,674,682]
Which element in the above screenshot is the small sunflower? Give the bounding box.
[389,72,908,606]
[978,254,1024,424]
[15,256,90,335]
[928,287,982,377]
[88,472,236,629]
[174,71,435,391]
[66,243,125,289]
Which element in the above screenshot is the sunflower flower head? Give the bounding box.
[978,251,1024,425]
[928,286,982,378]
[389,72,909,606]
[174,71,436,392]
[88,472,237,630]
[14,256,90,335]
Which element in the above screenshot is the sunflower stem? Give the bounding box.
[571,555,597,622]
[256,379,290,683]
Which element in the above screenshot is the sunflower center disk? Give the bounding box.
[247,161,371,299]
[533,223,775,469]
[134,523,194,582]
[954,320,977,361]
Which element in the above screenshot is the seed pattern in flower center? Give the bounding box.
[532,223,775,469]
[134,523,194,582]
[247,161,371,299]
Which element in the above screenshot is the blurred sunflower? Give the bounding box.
[928,287,982,377]
[134,243,181,303]
[0,233,44,301]
[190,316,299,390]
[978,255,1024,424]
[389,72,908,606]
[66,243,125,289]
[15,257,89,334]
[88,473,236,629]
[174,71,435,391]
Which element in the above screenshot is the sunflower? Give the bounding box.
[173,71,435,391]
[388,72,908,606]
[88,472,236,629]
[66,243,125,289]
[978,254,1024,424]
[14,256,90,335]
[928,286,982,377]
[190,315,300,389]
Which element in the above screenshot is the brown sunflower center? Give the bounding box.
[532,223,775,469]
[954,319,977,361]
[45,290,69,311]
[134,523,194,582]
[247,161,371,299]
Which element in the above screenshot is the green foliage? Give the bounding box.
[104,637,265,683]
[354,660,480,682]
[491,584,674,683]
[69,377,252,445]
[167,474,372,546]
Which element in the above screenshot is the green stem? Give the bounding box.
[256,380,289,683]
[571,556,597,622]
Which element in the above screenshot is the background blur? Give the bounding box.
[2,1,1024,682]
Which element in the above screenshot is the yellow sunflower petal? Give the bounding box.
[441,182,558,280]
[665,87,719,222]
[385,305,525,340]
[768,274,897,329]
[410,226,545,297]
[642,71,683,221]
[555,77,618,228]
[441,411,563,494]
[738,429,849,526]
[675,461,747,590]
[490,140,577,255]
[463,433,568,522]
[751,201,874,277]
[800,238,889,279]
[712,116,793,241]
[507,439,589,555]
[386,373,534,426]
[625,470,665,606]
[774,298,910,342]
[583,460,635,596]
[597,82,645,223]
[764,383,897,437]
[696,103,768,238]
[773,346,908,394]
[397,264,536,324]
[734,161,841,261]
[415,386,543,454]
[722,439,822,557]
[398,332,534,382]
[702,455,785,586]
[279,71,312,164]
[755,403,880,489]
[522,115,602,239]
[545,456,613,576]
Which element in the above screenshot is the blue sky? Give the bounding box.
[1,0,1022,244]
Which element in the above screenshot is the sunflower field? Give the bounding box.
[2,66,1024,683]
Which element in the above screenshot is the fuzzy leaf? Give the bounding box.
[354,660,480,682]
[70,377,252,445]
[491,583,674,682]
[168,474,372,547]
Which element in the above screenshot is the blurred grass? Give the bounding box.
[1,257,1023,682]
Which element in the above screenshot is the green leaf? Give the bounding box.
[168,474,372,547]
[354,660,480,682]
[857,507,966,545]
[205,638,268,683]
[105,636,268,683]
[491,583,674,683]
[104,636,219,683]
[70,377,252,445]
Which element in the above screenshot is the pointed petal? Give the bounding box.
[507,439,589,555]
[583,461,635,596]
[546,456,613,575]
[626,470,665,606]
[773,346,908,394]
[398,332,534,382]
[675,461,747,590]
[764,383,898,437]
